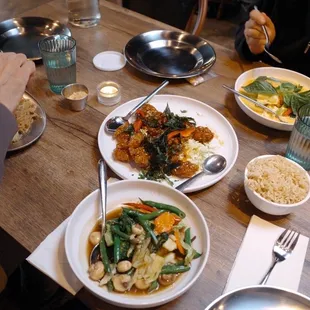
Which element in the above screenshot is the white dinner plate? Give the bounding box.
[65,180,210,308]
[234,67,310,131]
[98,95,239,193]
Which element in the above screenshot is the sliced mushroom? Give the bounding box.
[117,260,132,273]
[89,231,101,246]
[112,274,131,292]
[158,274,177,286]
[88,261,105,281]
[135,279,151,290]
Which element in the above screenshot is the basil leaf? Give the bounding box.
[242,79,277,95]
[283,91,310,115]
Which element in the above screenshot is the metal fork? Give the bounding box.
[253,5,282,64]
[260,229,300,285]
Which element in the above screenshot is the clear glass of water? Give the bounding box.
[39,35,76,94]
[67,0,101,28]
[285,103,310,170]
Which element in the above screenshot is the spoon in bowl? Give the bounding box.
[105,80,169,133]
[90,159,108,265]
[222,85,289,124]
[175,154,227,192]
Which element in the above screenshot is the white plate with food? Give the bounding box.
[65,180,210,308]
[9,92,46,151]
[98,95,239,193]
[234,67,310,131]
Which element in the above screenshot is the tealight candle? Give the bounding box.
[97,81,121,106]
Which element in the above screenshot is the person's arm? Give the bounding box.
[0,104,18,180]
[0,52,35,181]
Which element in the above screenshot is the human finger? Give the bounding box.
[244,28,265,40]
[17,60,36,84]
[249,9,266,25]
[245,19,264,34]
[0,52,16,75]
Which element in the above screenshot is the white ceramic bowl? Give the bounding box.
[234,67,310,131]
[244,155,310,215]
[65,180,210,308]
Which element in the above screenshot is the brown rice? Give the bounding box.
[246,155,309,204]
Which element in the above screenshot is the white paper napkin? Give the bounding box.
[26,177,120,296]
[224,215,309,293]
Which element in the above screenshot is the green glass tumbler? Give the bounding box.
[39,35,76,94]
[285,103,310,170]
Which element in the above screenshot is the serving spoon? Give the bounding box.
[175,154,227,192]
[105,80,169,133]
[90,159,108,265]
[222,84,289,124]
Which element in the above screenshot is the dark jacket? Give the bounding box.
[235,0,310,76]
[0,104,17,180]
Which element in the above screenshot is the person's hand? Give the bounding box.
[244,10,276,55]
[0,52,35,113]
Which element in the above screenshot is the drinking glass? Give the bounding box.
[285,103,310,170]
[67,0,101,28]
[39,35,76,94]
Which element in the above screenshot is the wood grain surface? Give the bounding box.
[0,0,309,309]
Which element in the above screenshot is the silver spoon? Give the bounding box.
[253,5,282,64]
[222,84,289,124]
[175,154,227,192]
[105,80,169,133]
[90,159,108,265]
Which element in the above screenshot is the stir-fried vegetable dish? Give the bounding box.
[87,199,201,294]
[112,103,214,183]
[240,76,310,123]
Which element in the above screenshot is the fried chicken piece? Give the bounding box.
[147,127,164,138]
[116,133,130,149]
[172,161,199,178]
[140,104,164,127]
[113,148,130,162]
[114,122,129,137]
[130,147,150,168]
[128,132,145,148]
[192,126,214,143]
[140,104,159,116]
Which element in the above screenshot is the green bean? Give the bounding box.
[100,236,111,273]
[148,280,159,293]
[122,208,144,218]
[113,233,121,264]
[160,264,190,274]
[184,228,191,245]
[140,199,186,218]
[193,251,202,259]
[107,279,114,292]
[137,217,158,244]
[139,210,166,221]
[161,264,190,274]
[111,226,130,240]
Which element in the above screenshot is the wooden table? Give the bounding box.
[0,1,309,309]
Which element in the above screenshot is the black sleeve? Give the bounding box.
[0,104,17,181]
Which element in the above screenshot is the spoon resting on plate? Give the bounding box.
[175,154,227,192]
[105,80,169,133]
[90,159,108,265]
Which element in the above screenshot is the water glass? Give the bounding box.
[67,0,101,28]
[39,35,76,94]
[285,103,310,170]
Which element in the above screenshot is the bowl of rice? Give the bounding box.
[244,155,310,215]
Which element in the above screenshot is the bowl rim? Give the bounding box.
[65,179,210,308]
[244,155,310,208]
[234,67,310,127]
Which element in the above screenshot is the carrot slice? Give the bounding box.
[180,127,195,137]
[282,107,292,116]
[136,109,145,117]
[133,119,143,132]
[124,202,156,212]
[154,212,175,233]
[174,230,185,255]
[167,130,180,140]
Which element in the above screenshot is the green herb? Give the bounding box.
[124,124,134,134]
[277,82,302,93]
[242,78,277,95]
[163,104,196,130]
[282,91,310,114]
